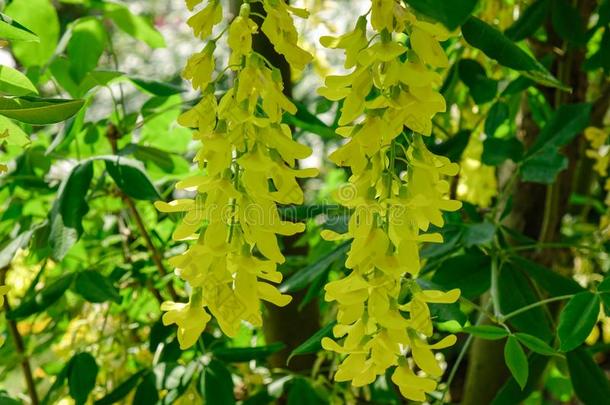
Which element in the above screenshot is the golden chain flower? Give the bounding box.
[318,0,462,400]
[156,0,315,349]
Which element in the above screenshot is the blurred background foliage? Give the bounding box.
[0,0,609,404]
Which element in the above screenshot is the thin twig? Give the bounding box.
[1,267,40,405]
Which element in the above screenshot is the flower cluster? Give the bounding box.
[156,0,315,349]
[585,126,610,235]
[318,1,462,400]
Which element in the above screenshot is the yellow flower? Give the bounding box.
[182,42,216,91]
[161,297,211,349]
[320,16,368,69]
[319,2,461,400]
[158,0,313,345]
[187,0,222,39]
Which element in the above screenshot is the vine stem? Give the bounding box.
[108,131,179,302]
[1,267,40,405]
[500,294,574,322]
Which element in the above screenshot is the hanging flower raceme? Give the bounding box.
[318,0,462,401]
[155,0,315,349]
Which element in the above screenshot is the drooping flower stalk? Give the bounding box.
[318,1,462,400]
[156,0,316,349]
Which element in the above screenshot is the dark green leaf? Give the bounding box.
[0,65,38,96]
[7,273,75,320]
[514,333,556,356]
[505,0,549,41]
[462,222,496,247]
[558,292,600,352]
[201,359,235,405]
[68,353,99,405]
[551,0,586,45]
[485,101,509,137]
[129,77,184,96]
[0,97,85,125]
[431,252,490,299]
[504,336,528,389]
[74,271,121,304]
[511,256,584,296]
[95,371,145,405]
[403,0,478,30]
[212,343,285,363]
[584,28,610,74]
[462,325,509,340]
[429,130,471,162]
[288,322,336,363]
[283,101,336,140]
[462,17,567,90]
[49,161,93,261]
[0,12,39,42]
[280,242,349,293]
[491,354,549,405]
[67,17,107,84]
[458,59,498,104]
[133,372,158,405]
[499,264,553,340]
[522,103,592,183]
[5,0,59,66]
[0,393,21,405]
[566,348,610,405]
[287,378,327,405]
[102,156,160,201]
[482,137,524,166]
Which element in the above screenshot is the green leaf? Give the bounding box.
[0,393,21,405]
[558,292,600,352]
[132,372,158,405]
[462,325,510,340]
[0,12,39,42]
[101,156,160,200]
[280,242,349,293]
[485,101,509,137]
[402,0,478,30]
[428,129,471,162]
[202,359,235,405]
[462,222,496,247]
[521,103,592,183]
[0,229,34,268]
[491,354,549,405]
[68,353,99,405]
[499,264,553,340]
[551,0,586,45]
[7,273,75,320]
[129,77,184,96]
[0,97,85,125]
[0,65,38,96]
[461,17,567,90]
[585,28,610,74]
[511,256,584,297]
[431,251,490,299]
[212,343,285,363]
[283,101,336,140]
[458,59,498,104]
[74,271,121,304]
[288,322,336,363]
[5,0,59,66]
[504,336,529,390]
[104,4,165,48]
[95,371,145,405]
[482,137,524,166]
[67,17,107,83]
[49,161,93,261]
[77,71,124,98]
[505,0,549,41]
[514,333,556,356]
[566,348,610,405]
[287,378,328,405]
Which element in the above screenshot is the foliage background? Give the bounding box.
[0,0,609,404]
